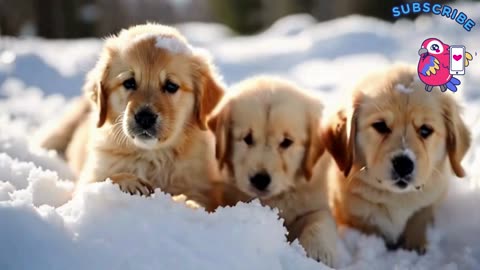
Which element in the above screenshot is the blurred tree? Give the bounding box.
[209,0,263,34]
[34,0,95,38]
[0,0,463,38]
[0,0,33,36]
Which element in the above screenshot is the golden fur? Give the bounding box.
[40,23,225,210]
[323,64,471,252]
[209,76,337,266]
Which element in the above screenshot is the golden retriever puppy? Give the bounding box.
[323,64,471,253]
[208,76,337,266]
[37,96,90,175]
[42,23,225,210]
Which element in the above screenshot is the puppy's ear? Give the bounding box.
[207,105,230,170]
[443,97,471,177]
[323,108,358,177]
[193,55,225,130]
[84,50,112,128]
[303,113,325,180]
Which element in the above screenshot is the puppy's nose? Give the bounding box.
[392,155,414,178]
[134,108,157,130]
[250,172,271,191]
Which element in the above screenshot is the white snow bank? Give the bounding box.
[1,2,480,269]
[0,157,324,270]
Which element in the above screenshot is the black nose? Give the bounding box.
[250,172,271,191]
[134,109,157,130]
[392,155,414,178]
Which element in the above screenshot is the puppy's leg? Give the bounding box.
[110,173,154,196]
[37,96,90,155]
[398,205,434,254]
[288,210,337,267]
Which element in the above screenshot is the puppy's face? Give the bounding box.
[325,66,470,193]
[209,78,324,199]
[86,24,223,150]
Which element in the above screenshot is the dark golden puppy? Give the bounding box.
[40,23,224,209]
[324,64,471,253]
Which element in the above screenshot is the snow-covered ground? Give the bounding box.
[1,3,480,269]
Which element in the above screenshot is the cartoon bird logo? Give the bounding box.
[417,38,473,92]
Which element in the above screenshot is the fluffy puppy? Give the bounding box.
[37,96,90,176]
[323,64,471,253]
[42,23,225,210]
[209,76,337,266]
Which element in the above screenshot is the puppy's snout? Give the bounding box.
[392,155,414,178]
[135,108,157,130]
[250,172,271,191]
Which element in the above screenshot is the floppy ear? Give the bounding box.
[303,114,325,180]
[207,105,231,170]
[194,59,225,130]
[83,53,111,128]
[443,98,471,177]
[323,107,358,177]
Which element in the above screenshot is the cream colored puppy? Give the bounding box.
[323,64,471,253]
[40,23,224,210]
[209,76,337,266]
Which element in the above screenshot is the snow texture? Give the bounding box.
[1,2,480,269]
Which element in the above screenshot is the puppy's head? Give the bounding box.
[84,23,224,150]
[324,65,471,193]
[208,77,324,199]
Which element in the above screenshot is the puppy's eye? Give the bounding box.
[243,133,254,146]
[372,121,391,134]
[279,138,293,149]
[163,79,179,94]
[419,124,433,139]
[123,78,137,90]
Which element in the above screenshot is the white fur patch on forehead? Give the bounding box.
[127,33,193,55]
[394,83,414,94]
[155,35,193,55]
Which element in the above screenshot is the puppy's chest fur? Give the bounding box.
[334,170,448,242]
[265,181,328,226]
[110,150,175,186]
[82,128,215,198]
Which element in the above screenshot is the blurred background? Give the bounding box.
[0,0,464,38]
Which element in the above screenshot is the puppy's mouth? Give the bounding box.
[248,186,272,198]
[123,122,160,150]
[135,130,155,139]
[375,177,423,193]
[131,132,158,150]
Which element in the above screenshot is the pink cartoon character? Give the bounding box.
[417,38,473,92]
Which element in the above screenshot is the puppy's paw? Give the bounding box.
[172,194,201,209]
[402,236,428,255]
[110,173,154,196]
[400,205,433,255]
[299,233,336,267]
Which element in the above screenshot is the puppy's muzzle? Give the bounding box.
[391,154,415,188]
[249,171,271,192]
[134,108,158,131]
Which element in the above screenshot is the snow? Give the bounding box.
[1,3,480,269]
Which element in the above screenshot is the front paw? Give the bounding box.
[401,236,428,255]
[299,230,336,267]
[110,173,154,196]
[172,194,201,209]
